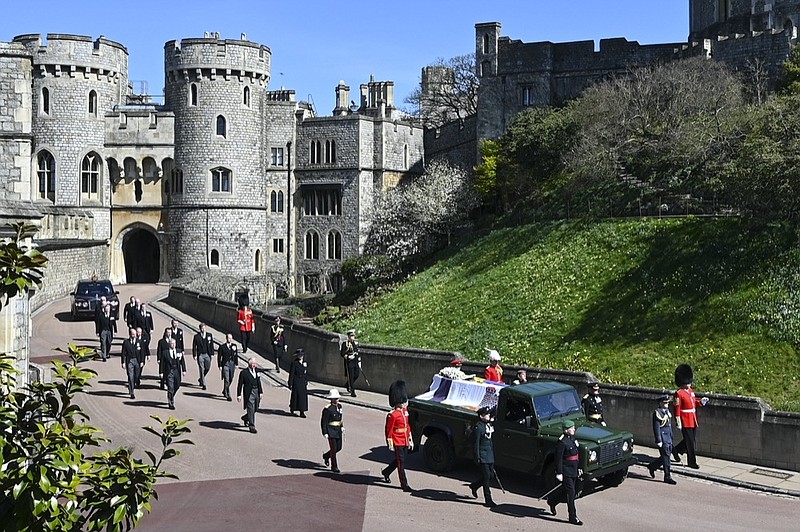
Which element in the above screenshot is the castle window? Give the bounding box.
[305,231,320,260]
[310,140,321,164]
[303,274,320,294]
[271,147,284,166]
[272,238,284,253]
[211,167,232,192]
[480,60,491,78]
[403,144,409,170]
[171,168,184,194]
[327,230,342,260]
[303,187,342,216]
[190,84,198,106]
[521,86,535,106]
[41,87,50,115]
[270,190,284,213]
[243,86,250,107]
[88,90,98,117]
[134,179,143,203]
[123,157,138,179]
[326,273,343,294]
[210,249,220,268]
[36,150,56,202]
[80,153,100,201]
[718,0,730,22]
[483,34,490,54]
[254,249,262,272]
[216,115,227,137]
[324,140,336,164]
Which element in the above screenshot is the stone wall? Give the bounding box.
[424,115,478,171]
[167,285,800,472]
[30,239,109,311]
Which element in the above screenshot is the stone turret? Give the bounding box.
[164,33,271,277]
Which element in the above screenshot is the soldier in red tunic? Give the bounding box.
[672,364,709,469]
[237,304,256,353]
[483,348,503,383]
[381,381,414,492]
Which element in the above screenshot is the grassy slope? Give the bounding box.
[337,218,800,411]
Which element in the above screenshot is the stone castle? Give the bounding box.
[2,0,799,318]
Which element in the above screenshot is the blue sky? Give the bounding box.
[2,1,689,114]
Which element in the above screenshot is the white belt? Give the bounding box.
[681,408,695,413]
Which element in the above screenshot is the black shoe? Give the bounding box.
[160,385,165,390]
[351,391,357,397]
[569,518,583,526]
[130,394,135,399]
[249,427,258,434]
[241,415,249,427]
[275,366,280,373]
[381,471,391,483]
[484,501,497,508]
[688,463,700,469]
[402,485,414,493]
[648,465,655,479]
[671,450,681,463]
[169,404,175,410]
[299,412,306,418]
[664,477,677,485]
[323,454,329,467]
[470,486,479,499]
[331,467,340,473]
[226,396,232,402]
[202,385,206,390]
[548,503,557,516]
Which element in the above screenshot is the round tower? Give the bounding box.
[13,34,128,239]
[164,34,271,278]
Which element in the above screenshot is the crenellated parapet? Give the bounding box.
[164,35,270,87]
[13,33,128,84]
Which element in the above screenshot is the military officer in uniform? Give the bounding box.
[161,338,186,410]
[483,349,503,383]
[648,394,677,484]
[381,381,414,492]
[340,330,361,397]
[468,406,497,508]
[672,364,709,469]
[218,333,239,401]
[236,357,263,434]
[321,389,344,473]
[582,382,606,426]
[270,316,287,372]
[121,328,144,399]
[547,419,583,526]
[192,323,214,390]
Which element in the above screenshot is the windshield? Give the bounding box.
[533,389,582,421]
[77,282,114,296]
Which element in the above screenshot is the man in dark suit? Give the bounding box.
[218,333,238,401]
[136,303,154,351]
[160,338,186,410]
[95,303,116,362]
[192,323,214,390]
[170,319,185,352]
[123,296,138,330]
[237,357,263,434]
[121,328,144,399]
[155,328,173,390]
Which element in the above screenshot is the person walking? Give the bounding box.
[340,329,361,397]
[237,357,263,434]
[237,304,256,353]
[121,328,144,399]
[123,296,139,330]
[648,394,677,484]
[192,323,214,390]
[672,364,709,469]
[270,316,287,372]
[483,349,503,383]
[381,381,414,493]
[582,382,606,426]
[170,319,185,353]
[547,419,582,526]
[161,338,186,410]
[288,348,309,417]
[321,389,344,473]
[468,406,497,508]
[136,303,154,354]
[155,328,172,390]
[218,333,239,401]
[95,303,116,362]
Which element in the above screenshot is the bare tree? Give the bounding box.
[404,54,479,128]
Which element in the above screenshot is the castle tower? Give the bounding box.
[0,42,33,208]
[13,34,129,240]
[164,34,271,278]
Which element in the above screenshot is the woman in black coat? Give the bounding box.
[288,348,309,417]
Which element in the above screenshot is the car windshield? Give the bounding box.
[533,389,583,421]
[78,282,114,296]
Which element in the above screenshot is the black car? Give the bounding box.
[70,279,120,320]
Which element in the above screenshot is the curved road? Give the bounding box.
[31,285,797,531]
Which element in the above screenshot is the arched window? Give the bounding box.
[88,90,98,117]
[211,167,232,192]
[327,230,342,260]
[172,168,184,194]
[190,84,198,106]
[36,150,56,201]
[481,60,491,77]
[80,153,100,200]
[142,157,158,180]
[41,87,50,115]
[483,33,490,54]
[305,231,319,260]
[270,190,284,213]
[310,140,321,164]
[123,157,138,180]
[403,144,409,170]
[325,140,336,164]
[210,249,220,267]
[243,86,250,107]
[254,249,262,272]
[216,115,227,137]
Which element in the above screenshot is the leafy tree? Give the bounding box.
[777,45,800,96]
[404,54,479,128]
[0,222,48,308]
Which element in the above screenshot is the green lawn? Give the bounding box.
[334,218,800,411]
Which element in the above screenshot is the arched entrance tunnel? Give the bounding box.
[123,229,160,283]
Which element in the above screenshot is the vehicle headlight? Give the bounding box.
[78,301,88,308]
[622,440,630,452]
[588,450,598,463]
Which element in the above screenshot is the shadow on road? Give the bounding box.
[198,420,248,431]
[54,311,74,322]
[314,471,384,487]
[260,408,295,417]
[489,502,551,519]
[124,400,166,408]
[409,487,477,504]
[86,389,127,398]
[272,458,327,470]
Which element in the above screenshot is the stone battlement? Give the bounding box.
[164,35,270,84]
[12,33,127,76]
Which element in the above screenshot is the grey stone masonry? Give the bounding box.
[29,239,109,311]
[0,43,33,203]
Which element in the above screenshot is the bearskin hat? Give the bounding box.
[389,380,408,407]
[674,364,694,387]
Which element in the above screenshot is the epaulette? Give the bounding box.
[559,434,565,440]
[582,394,589,400]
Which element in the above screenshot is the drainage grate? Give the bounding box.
[751,468,792,480]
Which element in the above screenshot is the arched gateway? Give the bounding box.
[122,228,160,283]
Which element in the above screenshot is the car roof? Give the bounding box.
[506,381,577,396]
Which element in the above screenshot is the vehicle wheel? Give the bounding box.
[600,467,628,487]
[423,432,455,472]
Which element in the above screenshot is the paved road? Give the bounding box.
[32,285,798,531]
